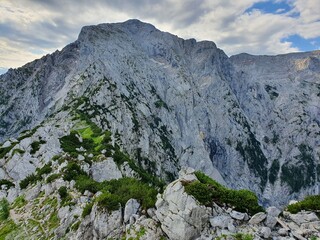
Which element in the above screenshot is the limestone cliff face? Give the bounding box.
[0,19,319,206]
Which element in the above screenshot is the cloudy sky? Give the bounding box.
[1,0,320,74]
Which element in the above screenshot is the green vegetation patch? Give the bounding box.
[19,174,38,189]
[62,162,88,181]
[30,140,46,154]
[287,195,320,214]
[233,233,254,240]
[11,148,25,156]
[0,144,17,159]
[96,177,157,211]
[58,186,68,199]
[59,123,112,158]
[184,171,264,215]
[71,220,81,231]
[0,179,14,189]
[46,173,61,183]
[17,126,40,141]
[0,199,9,221]
[75,175,102,194]
[20,163,53,189]
[36,162,52,176]
[59,131,81,157]
[12,195,27,209]
[82,203,93,218]
[0,220,17,240]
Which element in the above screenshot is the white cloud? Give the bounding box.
[0,0,319,69]
[292,0,320,23]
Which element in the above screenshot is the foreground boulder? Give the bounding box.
[155,175,209,239]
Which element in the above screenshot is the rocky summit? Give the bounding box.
[0,19,319,239]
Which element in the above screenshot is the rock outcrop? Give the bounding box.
[2,165,320,239]
[155,171,209,240]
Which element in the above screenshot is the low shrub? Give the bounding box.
[224,189,264,214]
[20,163,54,188]
[287,195,320,214]
[71,220,81,231]
[36,162,52,176]
[82,203,93,218]
[59,131,81,157]
[58,186,68,199]
[62,162,87,181]
[46,173,61,183]
[0,199,9,220]
[0,219,17,238]
[234,233,254,240]
[75,175,102,194]
[11,148,25,156]
[0,144,16,159]
[30,140,46,154]
[184,181,214,206]
[0,179,14,188]
[96,177,157,211]
[20,174,38,189]
[184,171,264,215]
[96,192,122,211]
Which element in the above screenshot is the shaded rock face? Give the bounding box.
[0,19,319,206]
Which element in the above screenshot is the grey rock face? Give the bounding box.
[0,19,319,207]
[91,157,122,182]
[249,212,267,225]
[210,215,233,229]
[260,226,271,238]
[265,206,281,228]
[230,210,245,220]
[124,198,140,223]
[155,177,209,240]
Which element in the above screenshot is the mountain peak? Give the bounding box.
[77,19,158,43]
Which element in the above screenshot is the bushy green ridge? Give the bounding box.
[96,178,157,211]
[61,162,158,212]
[287,195,320,214]
[184,171,264,215]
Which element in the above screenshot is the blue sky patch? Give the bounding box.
[246,0,293,15]
[0,68,8,75]
[282,34,320,52]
